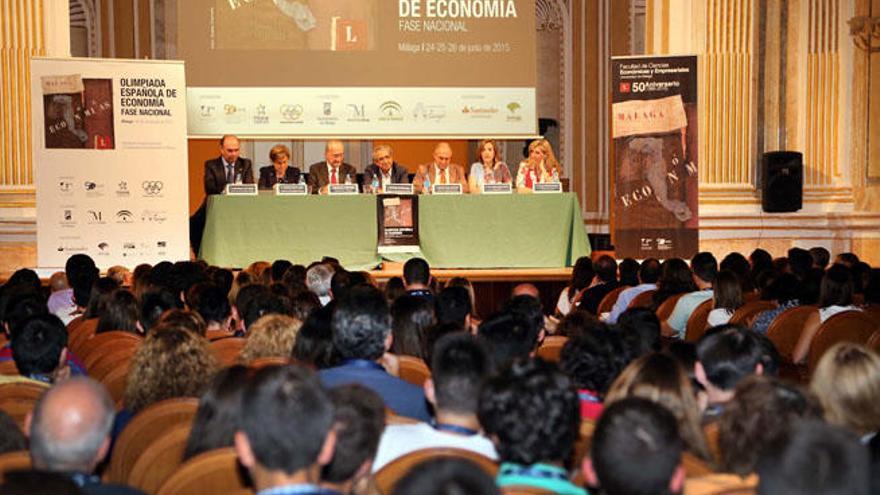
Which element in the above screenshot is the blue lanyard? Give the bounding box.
[499,463,569,481]
[433,422,480,436]
[258,485,341,495]
[341,359,385,371]
[578,390,602,404]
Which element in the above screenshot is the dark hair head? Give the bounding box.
[12,314,67,377]
[288,289,320,323]
[864,268,880,305]
[6,269,41,294]
[656,258,697,296]
[560,329,628,395]
[765,272,801,304]
[595,255,618,283]
[391,458,500,495]
[757,420,870,495]
[639,258,661,284]
[835,252,860,267]
[271,260,293,283]
[591,398,682,495]
[423,323,466,368]
[292,304,337,369]
[749,249,773,273]
[208,267,234,296]
[719,376,822,475]
[477,312,538,368]
[555,310,605,339]
[322,384,386,483]
[696,325,764,390]
[809,247,831,269]
[239,365,335,475]
[690,252,718,284]
[83,277,119,318]
[619,258,640,286]
[721,252,753,292]
[1,288,48,339]
[168,261,208,300]
[383,277,406,303]
[570,256,595,292]
[616,307,662,356]
[787,248,813,279]
[96,289,140,334]
[390,295,435,359]
[139,288,177,331]
[188,283,231,325]
[819,264,854,308]
[478,358,579,465]
[431,334,491,414]
[713,270,743,312]
[183,365,250,461]
[501,295,544,341]
[65,255,99,307]
[332,285,391,361]
[403,258,430,286]
[241,287,288,330]
[435,286,471,327]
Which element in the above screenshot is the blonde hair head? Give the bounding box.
[810,342,880,435]
[240,314,302,364]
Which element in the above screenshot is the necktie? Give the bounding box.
[525,169,534,188]
[226,164,234,183]
[440,169,448,184]
[331,168,338,184]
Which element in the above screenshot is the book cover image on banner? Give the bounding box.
[177,0,536,137]
[610,55,699,259]
[31,57,190,269]
[377,195,419,253]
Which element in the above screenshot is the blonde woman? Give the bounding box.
[516,139,562,192]
[239,314,303,364]
[468,139,512,193]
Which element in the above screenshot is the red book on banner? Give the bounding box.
[331,17,368,51]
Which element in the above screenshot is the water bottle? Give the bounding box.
[235,172,242,184]
[424,175,431,194]
[345,174,352,185]
[371,175,380,194]
[552,168,559,182]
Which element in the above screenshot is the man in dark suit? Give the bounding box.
[190,135,255,255]
[307,140,357,194]
[363,144,409,192]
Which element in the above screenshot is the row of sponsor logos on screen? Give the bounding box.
[58,208,168,226]
[58,179,165,198]
[55,239,169,257]
[197,100,525,125]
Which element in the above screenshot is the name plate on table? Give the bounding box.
[225,184,257,195]
[328,184,360,195]
[274,183,308,195]
[482,183,512,194]
[385,183,414,195]
[431,184,462,195]
[533,182,563,193]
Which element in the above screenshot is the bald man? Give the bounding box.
[413,142,468,194]
[27,377,145,494]
[307,140,358,194]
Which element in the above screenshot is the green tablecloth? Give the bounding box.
[200,192,590,270]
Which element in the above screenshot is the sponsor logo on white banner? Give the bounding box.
[142,180,164,197]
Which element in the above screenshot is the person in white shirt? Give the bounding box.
[372,334,497,471]
[363,144,409,193]
[706,270,743,327]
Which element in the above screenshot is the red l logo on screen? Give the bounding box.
[619,82,631,93]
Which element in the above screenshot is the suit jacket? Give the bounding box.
[363,162,410,187]
[204,156,254,195]
[258,165,302,189]
[412,163,468,194]
[307,161,357,194]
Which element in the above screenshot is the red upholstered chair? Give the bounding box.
[597,286,628,315]
[628,289,656,309]
[685,299,714,343]
[535,336,569,363]
[807,311,879,373]
[655,293,685,322]
[766,306,816,361]
[729,300,777,326]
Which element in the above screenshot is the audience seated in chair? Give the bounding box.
[663,252,718,339]
[605,258,660,324]
[695,325,764,422]
[182,365,250,461]
[792,264,862,364]
[391,458,500,495]
[577,255,622,316]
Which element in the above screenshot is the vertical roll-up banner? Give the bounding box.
[611,55,699,259]
[31,58,189,269]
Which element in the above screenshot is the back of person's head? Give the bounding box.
[188,283,231,325]
[383,276,405,303]
[616,307,662,356]
[713,270,743,312]
[1,288,47,338]
[787,247,813,279]
[330,269,356,301]
[431,334,491,414]
[799,266,825,305]
[639,258,661,284]
[29,377,114,472]
[139,287,177,331]
[810,246,831,269]
[690,252,718,284]
[83,277,119,318]
[594,255,618,283]
[157,309,207,337]
[749,248,773,273]
[435,286,471,327]
[168,261,208,300]
[423,322,466,367]
[835,252,860,267]
[0,410,26,454]
[392,458,501,495]
[288,289,320,323]
[555,309,604,338]
[237,365,335,476]
[240,314,302,363]
[306,263,334,299]
[390,295,434,359]
[332,285,391,361]
[292,304,337,369]
[96,289,140,334]
[619,258,640,286]
[696,325,763,391]
[65,254,98,307]
[757,420,870,495]
[719,376,822,475]
[810,343,880,436]
[403,257,430,287]
[12,314,67,378]
[271,259,293,283]
[766,272,801,303]
[241,286,288,330]
[6,269,41,294]
[183,365,250,461]
[560,329,627,396]
[589,398,683,495]
[322,384,385,484]
[477,312,538,368]
[819,264,854,308]
[657,258,696,294]
[570,256,595,292]
[502,295,544,340]
[478,358,579,465]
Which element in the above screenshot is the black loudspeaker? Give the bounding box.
[762,151,803,213]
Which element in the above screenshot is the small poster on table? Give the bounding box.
[377,194,419,253]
